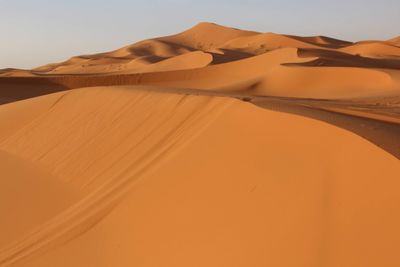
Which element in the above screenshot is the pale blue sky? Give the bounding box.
[1,0,399,69]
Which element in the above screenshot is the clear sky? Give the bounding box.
[1,0,399,69]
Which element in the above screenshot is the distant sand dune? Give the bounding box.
[388,36,400,46]
[2,47,398,100]
[1,22,399,101]
[340,42,400,58]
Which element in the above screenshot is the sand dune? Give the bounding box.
[1,23,399,100]
[122,51,213,73]
[3,48,398,100]
[32,22,258,75]
[1,23,400,267]
[159,22,259,50]
[221,32,351,55]
[0,69,35,77]
[296,48,400,68]
[0,87,400,267]
[287,34,352,48]
[38,50,213,75]
[340,42,400,58]
[388,36,400,46]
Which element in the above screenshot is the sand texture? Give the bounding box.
[1,23,400,267]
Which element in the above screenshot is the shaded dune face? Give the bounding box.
[1,22,400,267]
[0,87,399,267]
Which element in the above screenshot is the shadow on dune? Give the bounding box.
[137,55,168,64]
[285,35,353,49]
[285,48,400,69]
[0,77,68,105]
[1,74,399,161]
[253,99,400,160]
[210,49,254,64]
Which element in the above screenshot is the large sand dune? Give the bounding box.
[1,87,400,267]
[1,23,400,266]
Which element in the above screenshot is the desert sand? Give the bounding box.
[1,22,400,267]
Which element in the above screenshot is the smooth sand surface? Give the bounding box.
[1,87,400,267]
[1,23,400,266]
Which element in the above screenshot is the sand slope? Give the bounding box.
[0,87,399,267]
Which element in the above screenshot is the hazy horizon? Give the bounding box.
[1,0,399,69]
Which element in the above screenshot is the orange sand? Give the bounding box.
[0,22,400,267]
